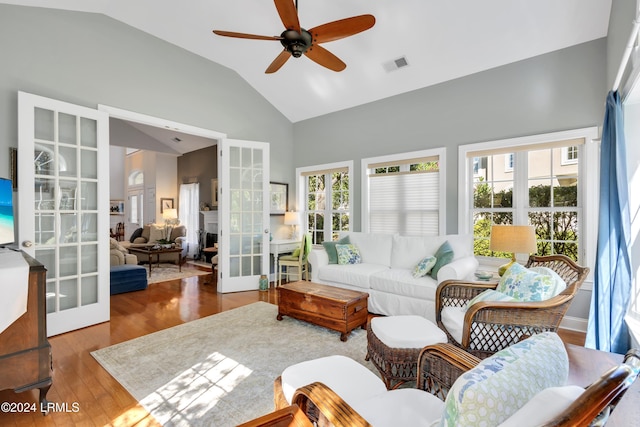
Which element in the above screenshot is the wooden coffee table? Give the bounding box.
[277,281,369,341]
[127,246,183,277]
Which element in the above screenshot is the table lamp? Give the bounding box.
[284,211,301,240]
[489,225,537,276]
[163,208,179,226]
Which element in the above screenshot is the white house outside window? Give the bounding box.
[458,128,599,267]
[362,148,446,236]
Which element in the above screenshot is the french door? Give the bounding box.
[18,92,110,337]
[218,139,270,293]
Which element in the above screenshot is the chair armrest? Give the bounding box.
[292,382,371,427]
[459,294,575,356]
[435,280,498,320]
[436,256,479,282]
[132,237,148,244]
[308,248,329,271]
[417,343,480,400]
[174,236,186,246]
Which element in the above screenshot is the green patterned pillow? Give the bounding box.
[464,289,518,311]
[430,241,454,278]
[496,263,555,301]
[322,236,351,264]
[336,243,362,265]
[440,332,569,427]
[413,256,438,278]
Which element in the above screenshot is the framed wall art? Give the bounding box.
[269,182,288,215]
[160,198,174,213]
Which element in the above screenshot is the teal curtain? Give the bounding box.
[586,91,632,354]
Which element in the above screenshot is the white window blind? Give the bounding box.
[369,170,440,235]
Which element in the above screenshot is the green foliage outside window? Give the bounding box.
[473,180,579,261]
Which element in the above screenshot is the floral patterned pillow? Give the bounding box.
[464,289,518,311]
[496,263,555,301]
[412,256,437,278]
[440,332,569,427]
[336,244,362,265]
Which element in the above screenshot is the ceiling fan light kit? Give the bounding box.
[213,0,375,73]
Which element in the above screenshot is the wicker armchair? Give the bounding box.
[435,254,589,358]
[272,344,640,427]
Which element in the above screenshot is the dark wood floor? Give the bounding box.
[0,269,585,426]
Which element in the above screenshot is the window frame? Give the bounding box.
[361,147,446,234]
[296,160,353,244]
[458,127,599,275]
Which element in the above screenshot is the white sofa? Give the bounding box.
[308,232,478,322]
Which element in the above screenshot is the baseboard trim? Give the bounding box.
[560,315,588,333]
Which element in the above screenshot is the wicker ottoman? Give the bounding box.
[366,315,447,389]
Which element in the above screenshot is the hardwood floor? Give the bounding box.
[0,270,585,426]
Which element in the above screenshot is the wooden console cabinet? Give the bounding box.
[0,251,52,412]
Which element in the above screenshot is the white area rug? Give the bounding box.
[145,263,210,284]
[91,302,373,426]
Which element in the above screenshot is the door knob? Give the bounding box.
[22,240,33,248]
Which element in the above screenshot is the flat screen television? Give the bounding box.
[0,178,15,246]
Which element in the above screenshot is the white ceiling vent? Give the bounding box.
[383,56,410,72]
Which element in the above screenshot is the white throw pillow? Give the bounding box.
[412,256,438,278]
[528,266,567,297]
[148,224,166,243]
[464,289,518,311]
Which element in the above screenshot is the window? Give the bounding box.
[362,148,445,235]
[459,128,599,266]
[562,146,579,165]
[297,161,352,244]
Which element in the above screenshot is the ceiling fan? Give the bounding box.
[213,0,375,73]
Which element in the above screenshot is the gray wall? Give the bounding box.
[0,4,295,186]
[293,39,608,234]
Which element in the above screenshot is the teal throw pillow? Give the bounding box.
[322,236,350,264]
[464,289,518,311]
[412,256,438,278]
[336,243,362,265]
[496,263,556,301]
[430,241,454,278]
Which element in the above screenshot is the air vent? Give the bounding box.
[382,56,410,72]
[172,137,182,143]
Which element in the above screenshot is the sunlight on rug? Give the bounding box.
[145,263,210,284]
[91,301,373,426]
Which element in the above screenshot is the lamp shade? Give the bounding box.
[284,211,301,226]
[163,208,178,220]
[489,225,537,254]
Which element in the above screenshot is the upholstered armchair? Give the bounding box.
[109,238,138,266]
[436,254,589,359]
[272,333,640,427]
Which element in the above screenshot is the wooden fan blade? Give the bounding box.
[309,15,375,43]
[265,50,291,74]
[213,30,282,41]
[304,44,346,72]
[274,0,301,32]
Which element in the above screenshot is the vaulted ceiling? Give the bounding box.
[2,0,611,123]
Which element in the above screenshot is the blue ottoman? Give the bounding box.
[110,264,148,295]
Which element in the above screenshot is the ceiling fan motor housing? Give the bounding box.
[280,29,312,57]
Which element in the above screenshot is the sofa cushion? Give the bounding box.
[497,263,556,302]
[148,224,166,243]
[141,224,151,241]
[317,263,388,289]
[413,256,437,278]
[430,241,454,278]
[170,225,187,241]
[336,243,362,265]
[370,269,438,301]
[343,232,393,266]
[354,388,444,427]
[322,236,351,264]
[440,332,569,427]
[440,307,465,344]
[498,385,585,427]
[390,234,443,269]
[280,355,386,406]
